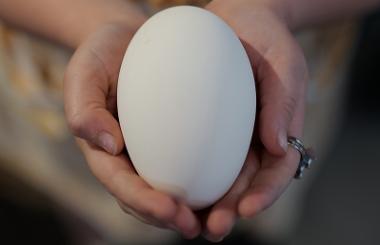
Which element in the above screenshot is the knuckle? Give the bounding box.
[282,96,297,122]
[134,206,155,220]
[117,200,132,215]
[115,191,153,219]
[122,206,154,226]
[67,112,86,137]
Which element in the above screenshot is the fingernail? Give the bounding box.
[97,132,117,155]
[279,130,288,152]
[203,232,225,243]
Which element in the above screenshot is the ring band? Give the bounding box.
[287,136,315,179]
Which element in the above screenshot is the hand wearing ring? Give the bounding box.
[197,1,316,241]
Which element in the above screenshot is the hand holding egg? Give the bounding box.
[200,0,309,241]
[64,0,309,242]
[63,18,202,239]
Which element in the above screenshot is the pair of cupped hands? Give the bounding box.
[64,0,308,242]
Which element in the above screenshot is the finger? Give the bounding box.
[259,91,296,155]
[77,138,201,236]
[256,44,308,156]
[64,47,124,155]
[238,100,305,218]
[77,138,178,225]
[203,151,259,242]
[174,203,201,239]
[119,199,201,239]
[117,199,166,228]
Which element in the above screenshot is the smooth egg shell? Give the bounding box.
[117,6,256,209]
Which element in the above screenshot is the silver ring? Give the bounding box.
[287,136,315,179]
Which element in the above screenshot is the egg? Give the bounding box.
[117,6,256,209]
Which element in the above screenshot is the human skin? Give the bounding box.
[1,0,379,242]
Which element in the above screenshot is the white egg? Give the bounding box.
[117,6,256,210]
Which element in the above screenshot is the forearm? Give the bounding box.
[264,0,380,30]
[288,0,380,30]
[0,0,145,48]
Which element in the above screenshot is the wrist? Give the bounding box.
[248,0,297,31]
[74,18,141,49]
[62,1,146,49]
[208,0,296,31]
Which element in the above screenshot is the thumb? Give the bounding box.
[259,93,297,156]
[64,49,124,155]
[66,107,124,156]
[255,44,307,157]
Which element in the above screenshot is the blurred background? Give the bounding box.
[0,1,379,245]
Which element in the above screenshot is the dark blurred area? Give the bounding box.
[289,11,380,245]
[0,172,69,244]
[0,11,380,245]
